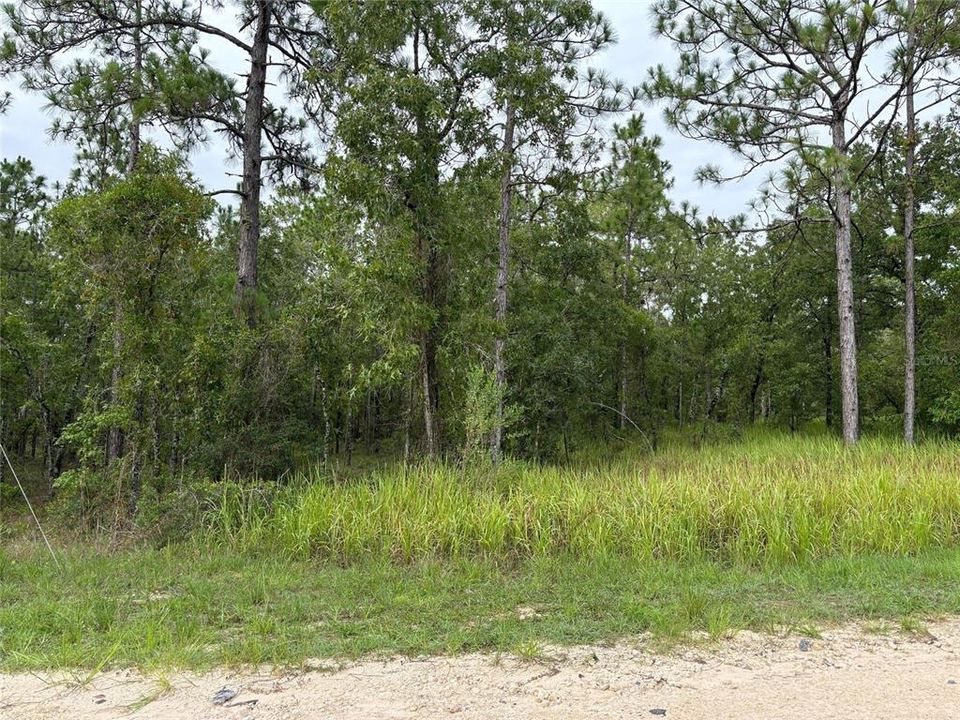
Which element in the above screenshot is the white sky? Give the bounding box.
[0,1,770,217]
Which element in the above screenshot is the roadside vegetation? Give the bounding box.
[252,433,960,564]
[3,431,959,671]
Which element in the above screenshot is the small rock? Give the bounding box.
[799,639,813,652]
[212,688,238,706]
[650,709,667,716]
[948,680,957,685]
[92,694,106,705]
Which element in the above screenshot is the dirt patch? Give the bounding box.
[2,619,959,719]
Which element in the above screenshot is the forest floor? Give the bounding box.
[3,618,959,719]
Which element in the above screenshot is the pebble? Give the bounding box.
[212,687,238,706]
[650,709,667,716]
[799,639,813,652]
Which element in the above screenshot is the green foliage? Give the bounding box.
[461,364,522,465]
[1,1,958,531]
[235,432,960,565]
[931,390,960,432]
[3,433,960,671]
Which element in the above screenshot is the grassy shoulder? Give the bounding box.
[3,431,959,672]
[2,540,959,672]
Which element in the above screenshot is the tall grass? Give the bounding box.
[218,432,960,566]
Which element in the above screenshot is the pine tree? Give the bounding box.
[645,0,915,444]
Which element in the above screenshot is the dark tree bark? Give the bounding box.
[235,0,271,327]
[748,361,763,424]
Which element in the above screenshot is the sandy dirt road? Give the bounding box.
[3,620,959,719]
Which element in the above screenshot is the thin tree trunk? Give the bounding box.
[107,5,144,465]
[420,336,436,457]
[703,365,711,423]
[413,190,442,458]
[125,0,143,175]
[491,101,515,465]
[235,0,271,327]
[345,399,353,467]
[106,302,124,464]
[44,433,57,498]
[677,379,683,428]
[831,116,860,445]
[618,228,632,431]
[128,393,145,518]
[404,376,414,464]
[748,361,763,424]
[334,407,341,455]
[903,0,917,444]
[407,21,444,459]
[320,378,330,466]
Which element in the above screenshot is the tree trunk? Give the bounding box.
[831,116,860,445]
[903,0,917,444]
[403,376,414,464]
[44,433,57,498]
[618,227,632,431]
[411,174,443,457]
[677,379,683,428]
[235,0,271,327]
[320,378,330,465]
[108,7,145,463]
[128,393,145,518]
[125,0,143,175]
[491,101,515,465]
[106,301,124,464]
[345,398,353,467]
[420,331,437,457]
[748,361,763,424]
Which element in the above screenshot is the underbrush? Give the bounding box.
[3,431,960,671]
[218,432,960,566]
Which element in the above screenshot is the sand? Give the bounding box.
[3,619,959,719]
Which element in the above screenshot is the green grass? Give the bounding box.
[229,432,960,565]
[2,430,959,672]
[2,542,959,671]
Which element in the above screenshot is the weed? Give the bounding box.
[237,432,960,566]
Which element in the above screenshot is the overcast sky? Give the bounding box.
[0,0,763,217]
